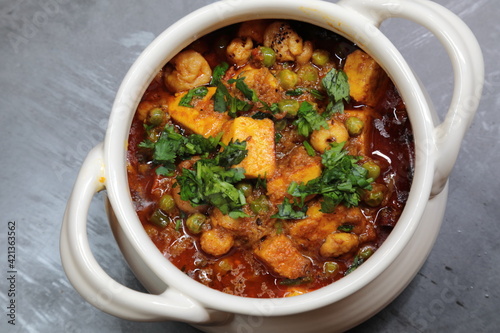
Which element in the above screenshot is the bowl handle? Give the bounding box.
[60,143,228,323]
[338,0,484,195]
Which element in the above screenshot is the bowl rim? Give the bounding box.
[104,0,435,316]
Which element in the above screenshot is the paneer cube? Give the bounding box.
[267,147,322,200]
[288,202,368,251]
[320,232,359,258]
[167,87,230,137]
[221,117,276,178]
[287,202,339,248]
[343,50,389,107]
[254,234,310,279]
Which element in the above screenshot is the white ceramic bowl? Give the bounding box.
[60,0,483,331]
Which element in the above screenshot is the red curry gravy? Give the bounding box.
[127,20,414,298]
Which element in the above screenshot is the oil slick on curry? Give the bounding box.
[127,20,414,298]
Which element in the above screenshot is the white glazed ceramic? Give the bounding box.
[60,0,483,331]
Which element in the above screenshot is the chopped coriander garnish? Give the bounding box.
[138,125,222,175]
[287,141,373,213]
[337,224,354,232]
[285,87,325,101]
[275,132,283,143]
[176,140,250,217]
[155,166,173,176]
[271,198,307,220]
[322,68,350,103]
[310,89,325,100]
[228,76,259,103]
[285,88,305,96]
[178,86,209,107]
[216,140,248,168]
[229,76,277,114]
[177,161,248,216]
[255,175,267,190]
[303,141,316,156]
[345,255,363,275]
[212,80,251,117]
[210,62,229,86]
[252,111,275,120]
[279,276,313,286]
[321,68,350,117]
[212,82,229,112]
[294,101,329,137]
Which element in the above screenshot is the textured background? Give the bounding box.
[0,0,498,332]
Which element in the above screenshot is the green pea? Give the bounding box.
[278,99,300,116]
[362,161,381,180]
[148,108,164,126]
[358,247,374,261]
[312,49,330,66]
[250,195,270,214]
[150,209,169,228]
[345,116,364,136]
[218,258,233,272]
[186,213,206,234]
[323,261,339,275]
[363,189,384,207]
[260,46,276,67]
[236,182,253,197]
[147,127,161,143]
[275,119,287,131]
[277,69,298,90]
[158,194,175,213]
[297,64,319,83]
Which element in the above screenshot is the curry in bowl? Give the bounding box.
[127,20,414,298]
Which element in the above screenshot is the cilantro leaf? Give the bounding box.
[286,87,325,101]
[285,88,305,96]
[228,76,259,103]
[212,82,229,113]
[271,198,307,220]
[212,67,277,117]
[279,276,313,286]
[178,86,209,107]
[216,140,248,168]
[251,111,275,120]
[175,139,250,217]
[322,68,350,103]
[177,162,247,216]
[210,62,229,86]
[294,101,329,137]
[228,93,252,117]
[275,132,283,143]
[255,175,267,190]
[345,254,363,275]
[287,142,372,213]
[138,125,221,175]
[229,76,278,114]
[186,133,222,155]
[337,224,354,232]
[303,141,316,156]
[321,68,350,116]
[211,65,254,117]
[309,89,325,100]
[212,80,251,117]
